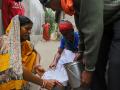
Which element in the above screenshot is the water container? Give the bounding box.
[64,61,84,88]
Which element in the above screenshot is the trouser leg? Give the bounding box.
[108,20,120,90]
[91,25,113,90]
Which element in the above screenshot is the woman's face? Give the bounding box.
[20,23,32,42]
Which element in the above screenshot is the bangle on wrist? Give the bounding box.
[41,79,45,88]
[41,79,47,88]
[34,65,41,70]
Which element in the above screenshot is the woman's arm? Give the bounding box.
[23,66,61,90]
[34,52,45,77]
[23,66,43,85]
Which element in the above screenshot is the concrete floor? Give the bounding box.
[35,40,59,69]
[29,40,60,90]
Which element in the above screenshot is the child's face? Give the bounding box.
[61,30,74,41]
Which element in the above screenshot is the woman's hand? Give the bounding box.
[34,65,45,77]
[42,79,63,90]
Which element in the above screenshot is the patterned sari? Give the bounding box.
[0,15,38,90]
[0,15,23,90]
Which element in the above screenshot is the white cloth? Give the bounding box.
[58,49,76,65]
[42,49,75,86]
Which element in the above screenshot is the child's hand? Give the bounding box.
[49,61,57,69]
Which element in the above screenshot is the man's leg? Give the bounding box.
[108,20,120,90]
[91,25,113,90]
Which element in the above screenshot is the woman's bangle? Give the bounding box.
[34,65,41,70]
[41,79,47,88]
[41,79,45,88]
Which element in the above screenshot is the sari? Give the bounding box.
[0,15,37,90]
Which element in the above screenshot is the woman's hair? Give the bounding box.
[19,16,33,27]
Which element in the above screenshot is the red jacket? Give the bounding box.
[2,0,25,30]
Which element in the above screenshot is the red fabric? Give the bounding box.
[42,23,50,41]
[59,21,73,32]
[2,0,25,30]
[61,0,75,16]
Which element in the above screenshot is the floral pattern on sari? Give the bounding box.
[0,15,23,84]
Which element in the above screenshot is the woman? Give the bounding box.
[0,15,61,90]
